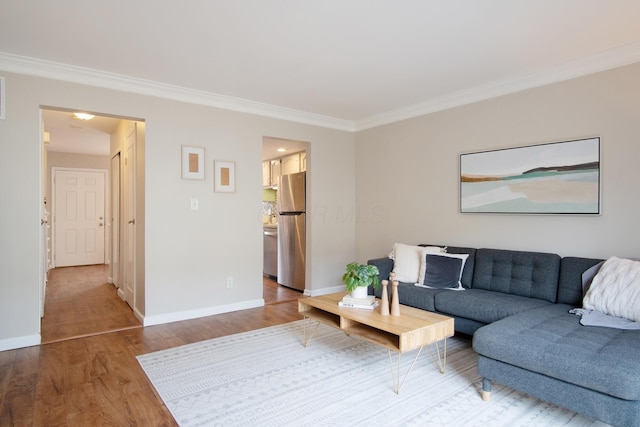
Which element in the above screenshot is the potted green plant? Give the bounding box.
[342,262,380,299]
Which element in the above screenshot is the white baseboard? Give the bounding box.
[304,285,346,296]
[142,299,266,327]
[0,334,41,351]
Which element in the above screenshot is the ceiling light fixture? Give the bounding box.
[277,148,286,152]
[73,112,95,120]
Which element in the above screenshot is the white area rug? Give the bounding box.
[137,320,608,426]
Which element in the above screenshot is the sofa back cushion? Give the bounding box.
[420,245,476,288]
[557,256,604,306]
[472,248,561,302]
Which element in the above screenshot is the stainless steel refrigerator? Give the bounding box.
[277,171,305,291]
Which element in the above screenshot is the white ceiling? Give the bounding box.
[41,109,120,156]
[3,1,640,134]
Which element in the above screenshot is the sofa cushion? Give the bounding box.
[434,288,551,324]
[389,243,425,283]
[421,245,476,288]
[368,257,393,283]
[418,253,469,289]
[583,257,640,322]
[473,304,640,401]
[390,243,443,284]
[557,257,604,306]
[374,281,443,312]
[472,248,560,302]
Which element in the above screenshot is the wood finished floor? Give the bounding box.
[1,266,304,426]
[41,265,141,344]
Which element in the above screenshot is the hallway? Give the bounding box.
[41,265,303,344]
[41,265,141,344]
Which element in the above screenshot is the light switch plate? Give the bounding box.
[190,198,199,211]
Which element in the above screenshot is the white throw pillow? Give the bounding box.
[390,243,443,284]
[583,257,640,322]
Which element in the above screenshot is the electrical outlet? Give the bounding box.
[226,276,233,288]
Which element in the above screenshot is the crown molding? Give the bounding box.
[0,52,355,132]
[354,40,640,131]
[2,41,640,134]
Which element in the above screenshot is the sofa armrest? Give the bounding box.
[368,257,393,281]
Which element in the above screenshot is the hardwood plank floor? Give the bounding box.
[42,266,302,344]
[1,267,306,426]
[41,265,141,344]
[263,275,303,305]
[2,300,304,426]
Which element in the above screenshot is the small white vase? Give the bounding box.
[350,286,369,299]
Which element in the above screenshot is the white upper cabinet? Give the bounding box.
[263,159,282,187]
[262,161,271,187]
[263,152,305,187]
[281,153,301,176]
[270,160,281,186]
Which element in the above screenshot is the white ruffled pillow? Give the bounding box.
[389,243,443,284]
[583,257,640,322]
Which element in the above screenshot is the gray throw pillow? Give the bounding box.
[422,253,466,289]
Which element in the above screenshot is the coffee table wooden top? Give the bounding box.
[298,292,454,353]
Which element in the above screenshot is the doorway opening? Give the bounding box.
[40,106,145,342]
[261,136,308,303]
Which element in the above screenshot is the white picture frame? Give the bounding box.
[181,146,205,180]
[214,160,236,193]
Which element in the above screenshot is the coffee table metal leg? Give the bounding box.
[388,346,424,394]
[301,316,320,347]
[428,338,447,373]
[388,338,448,394]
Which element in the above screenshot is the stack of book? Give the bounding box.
[338,294,379,310]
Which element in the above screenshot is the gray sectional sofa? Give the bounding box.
[368,246,640,427]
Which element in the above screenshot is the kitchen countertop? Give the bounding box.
[263,223,278,229]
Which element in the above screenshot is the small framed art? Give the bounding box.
[181,146,205,180]
[214,160,236,193]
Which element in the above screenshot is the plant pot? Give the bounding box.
[351,286,369,299]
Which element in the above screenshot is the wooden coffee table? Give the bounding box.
[298,292,454,393]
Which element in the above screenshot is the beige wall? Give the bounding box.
[4,61,638,350]
[0,72,356,349]
[355,62,640,262]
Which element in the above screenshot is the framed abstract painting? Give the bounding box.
[460,137,600,214]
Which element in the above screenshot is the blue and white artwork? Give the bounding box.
[460,137,600,214]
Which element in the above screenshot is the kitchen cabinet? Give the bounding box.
[262,161,271,187]
[262,159,281,188]
[271,159,281,184]
[263,225,278,278]
[281,153,302,175]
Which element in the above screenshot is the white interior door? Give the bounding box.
[123,125,136,307]
[53,169,106,267]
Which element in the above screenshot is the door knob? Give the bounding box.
[128,219,135,224]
